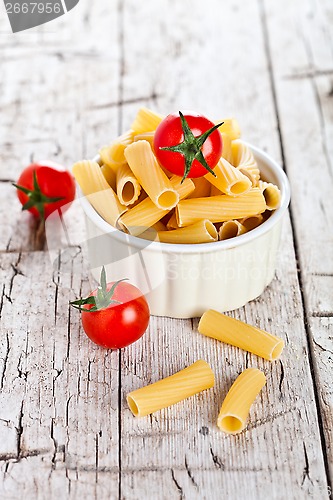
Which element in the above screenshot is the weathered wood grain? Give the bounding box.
[262,0,333,483]
[0,0,121,252]
[0,1,122,497]
[0,0,332,498]
[0,251,120,498]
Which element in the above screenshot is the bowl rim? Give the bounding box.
[79,141,290,254]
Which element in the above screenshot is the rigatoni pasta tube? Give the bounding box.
[119,176,195,236]
[217,368,266,434]
[72,161,127,226]
[210,185,222,196]
[217,118,241,140]
[134,131,155,147]
[139,221,167,240]
[151,220,166,232]
[124,140,179,210]
[187,177,211,199]
[116,163,141,206]
[100,130,134,169]
[127,360,214,417]
[176,189,266,227]
[221,133,233,163]
[131,107,163,134]
[166,212,178,230]
[240,214,264,231]
[232,141,260,186]
[258,181,281,210]
[100,164,116,191]
[205,158,251,197]
[144,220,218,244]
[219,220,247,240]
[198,310,284,361]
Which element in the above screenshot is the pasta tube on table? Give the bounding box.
[119,175,195,236]
[116,163,141,206]
[131,107,163,134]
[232,140,260,187]
[72,160,127,227]
[176,189,266,227]
[219,220,247,240]
[198,309,284,361]
[258,180,281,210]
[99,130,134,169]
[205,157,251,197]
[127,360,215,417]
[125,140,179,210]
[217,368,266,434]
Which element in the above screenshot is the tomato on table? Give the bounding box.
[154,111,223,181]
[14,161,76,220]
[70,267,150,349]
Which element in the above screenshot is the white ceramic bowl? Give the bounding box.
[80,143,290,318]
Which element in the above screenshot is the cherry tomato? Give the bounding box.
[14,161,76,220]
[71,270,150,349]
[154,111,223,180]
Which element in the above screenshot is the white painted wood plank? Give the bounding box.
[299,0,333,72]
[309,316,333,483]
[262,0,333,483]
[262,0,333,275]
[0,1,123,497]
[0,251,120,499]
[120,468,327,500]
[305,275,333,316]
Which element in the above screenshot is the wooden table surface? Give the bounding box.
[0,0,332,498]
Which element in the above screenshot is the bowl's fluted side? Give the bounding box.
[86,216,282,318]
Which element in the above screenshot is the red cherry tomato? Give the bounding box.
[154,111,223,179]
[81,281,150,349]
[15,161,76,220]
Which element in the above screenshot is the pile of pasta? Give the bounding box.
[72,108,281,244]
[127,309,285,434]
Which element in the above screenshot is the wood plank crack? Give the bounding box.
[0,331,10,391]
[171,469,184,500]
[16,400,24,459]
[278,359,285,397]
[302,442,313,486]
[184,456,198,489]
[0,449,50,462]
[284,68,333,79]
[209,446,224,470]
